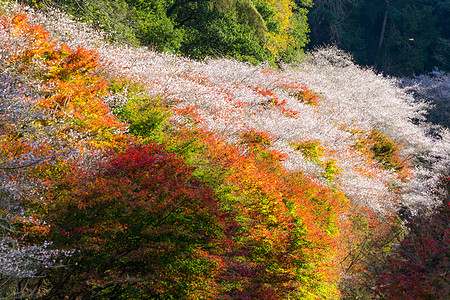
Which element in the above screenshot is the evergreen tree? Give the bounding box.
[23,0,312,63]
[308,0,450,75]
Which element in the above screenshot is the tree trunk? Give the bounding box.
[375,1,389,69]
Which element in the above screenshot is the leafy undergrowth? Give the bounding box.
[1,2,449,299]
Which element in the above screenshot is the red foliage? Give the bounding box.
[251,85,300,117]
[176,129,349,298]
[296,85,320,106]
[281,83,320,106]
[43,144,231,298]
[376,177,450,299]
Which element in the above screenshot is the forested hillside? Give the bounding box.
[20,0,450,76]
[0,0,449,299]
[19,0,312,63]
[308,0,450,76]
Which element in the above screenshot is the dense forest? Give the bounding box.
[18,0,450,75]
[308,0,450,76]
[19,0,313,63]
[0,0,449,299]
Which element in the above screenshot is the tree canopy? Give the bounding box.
[24,0,312,63]
[1,2,449,299]
[308,0,450,75]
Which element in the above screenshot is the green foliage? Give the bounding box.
[353,129,411,180]
[322,160,340,181]
[308,0,450,75]
[292,140,326,160]
[254,0,279,33]
[182,12,269,63]
[109,79,171,144]
[134,9,185,51]
[291,140,342,181]
[369,131,398,168]
[84,0,140,45]
[214,0,267,43]
[43,144,228,299]
[254,0,311,60]
[21,0,313,63]
[239,129,273,148]
[281,8,311,61]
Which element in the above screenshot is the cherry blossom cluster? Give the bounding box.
[2,1,448,214]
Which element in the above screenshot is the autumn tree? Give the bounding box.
[0,72,64,300]
[20,0,313,63]
[37,144,231,299]
[2,3,449,299]
[0,11,129,297]
[375,174,449,299]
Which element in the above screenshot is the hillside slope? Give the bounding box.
[0,1,449,299]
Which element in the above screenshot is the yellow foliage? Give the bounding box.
[258,0,296,56]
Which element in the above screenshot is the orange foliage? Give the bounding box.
[282,83,320,106]
[0,10,405,300]
[251,85,299,117]
[2,13,131,151]
[353,129,412,181]
[171,127,349,298]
